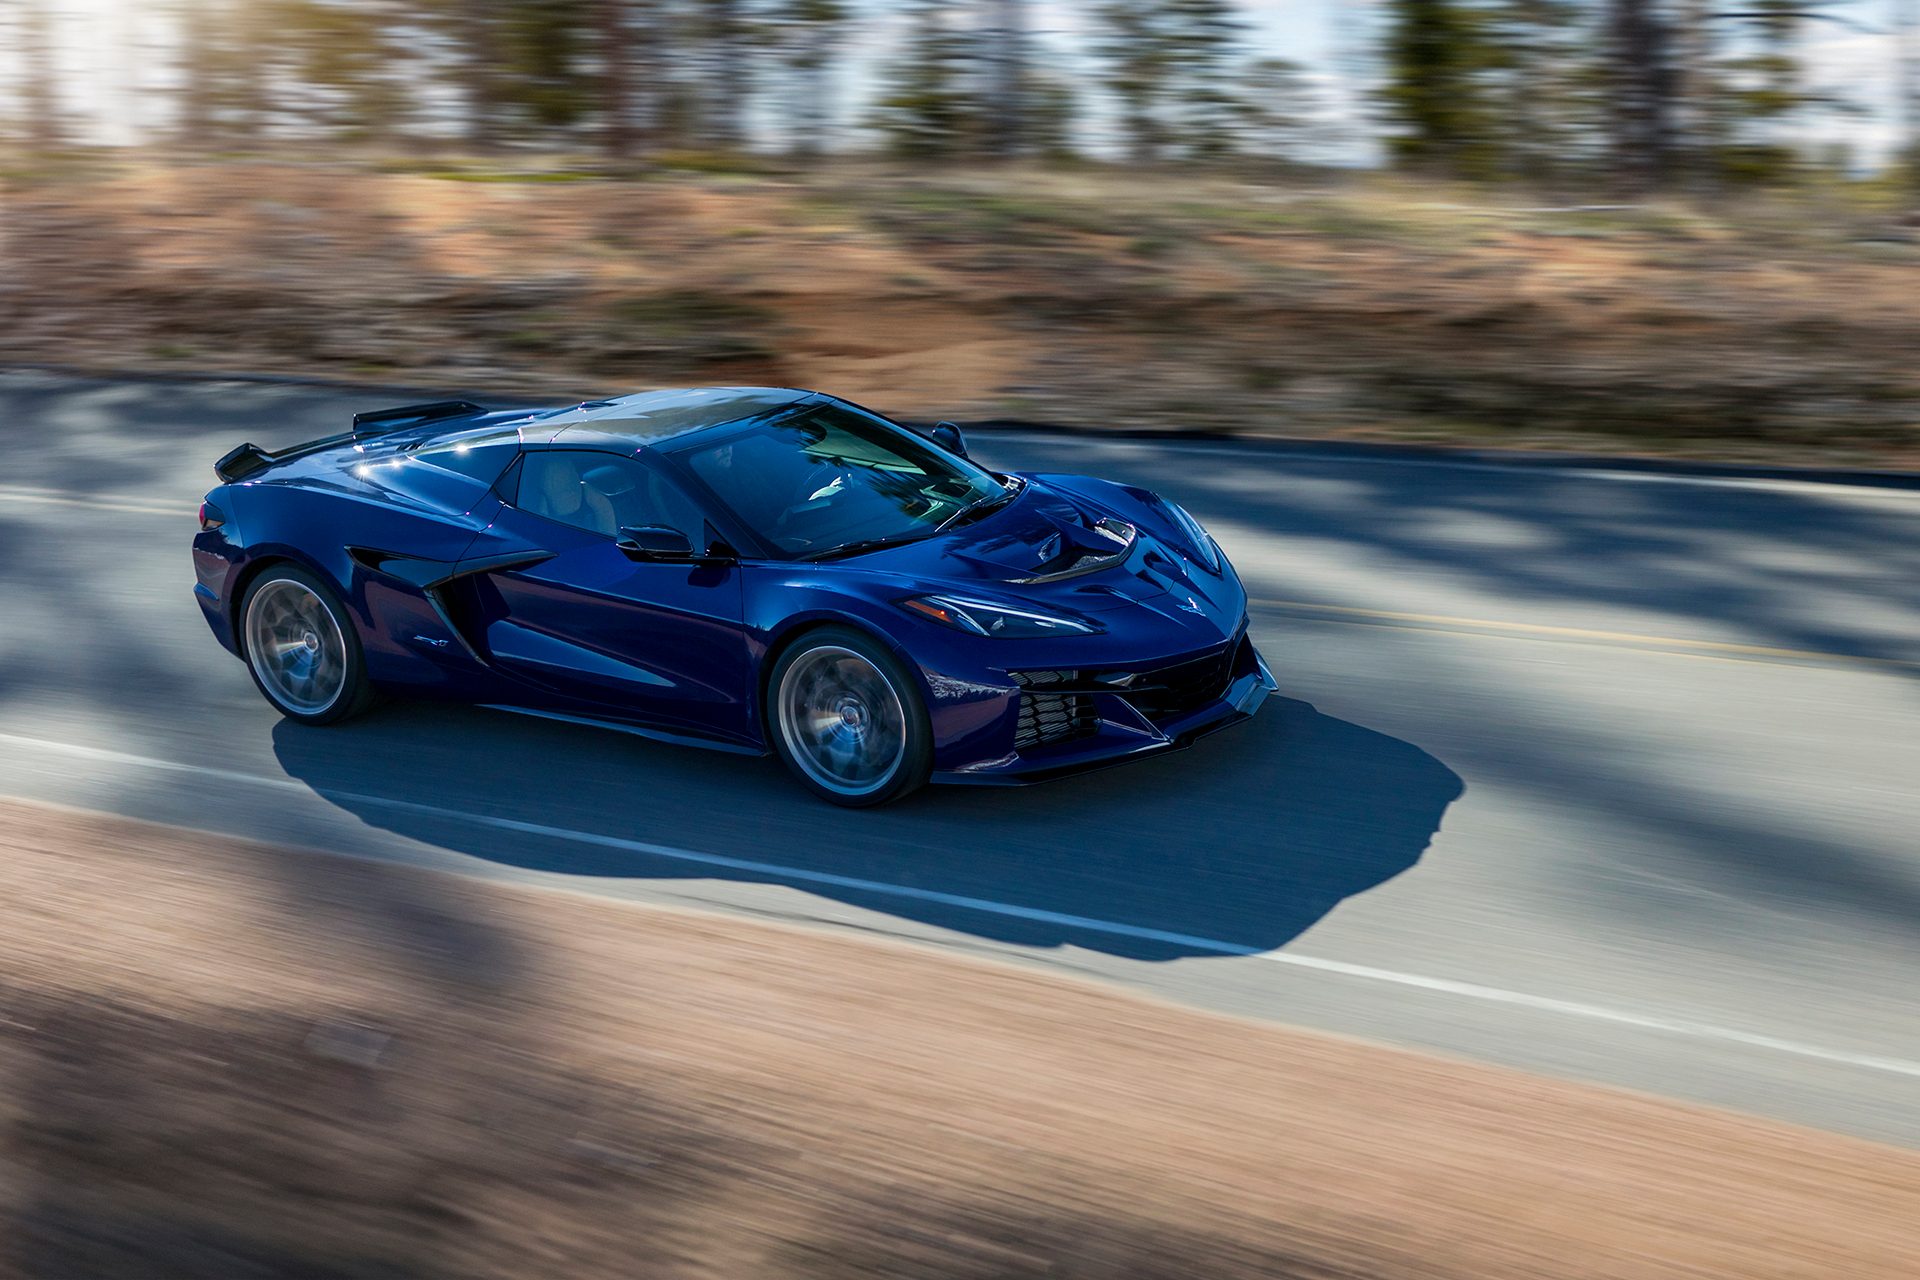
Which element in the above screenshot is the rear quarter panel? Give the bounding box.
[217,468,499,690]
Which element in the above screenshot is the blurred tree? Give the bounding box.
[1672,1,1863,184]
[1167,0,1252,160]
[1709,0,1847,181]
[1379,0,1504,176]
[1484,0,1598,182]
[1669,0,1723,188]
[626,0,686,152]
[873,0,981,159]
[413,0,597,146]
[770,0,850,157]
[1237,57,1324,166]
[174,0,288,147]
[1024,70,1080,160]
[279,1,418,144]
[500,0,593,134]
[1092,1,1174,163]
[447,0,506,149]
[702,0,756,147]
[1901,0,1920,188]
[982,0,1029,156]
[14,0,67,151]
[599,0,634,159]
[1607,0,1675,190]
[1093,0,1252,163]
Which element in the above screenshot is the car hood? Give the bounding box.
[854,475,1247,638]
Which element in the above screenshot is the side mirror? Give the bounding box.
[616,525,695,562]
[929,421,969,458]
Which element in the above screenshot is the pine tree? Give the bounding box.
[1238,57,1323,167]
[1092,0,1251,163]
[16,0,65,151]
[1713,0,1825,179]
[279,1,418,144]
[1483,0,1597,182]
[173,0,285,148]
[704,0,754,147]
[599,0,634,159]
[873,0,980,160]
[1608,0,1675,189]
[1092,1,1174,164]
[1900,0,1920,187]
[1669,0,1722,188]
[982,0,1027,157]
[1165,0,1250,160]
[771,0,850,157]
[451,0,506,150]
[1378,0,1504,177]
[1024,70,1079,161]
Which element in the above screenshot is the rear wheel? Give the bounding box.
[240,565,376,725]
[769,627,932,807]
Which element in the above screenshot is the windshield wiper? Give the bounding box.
[802,533,934,562]
[935,479,1023,533]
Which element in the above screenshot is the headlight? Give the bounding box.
[1164,502,1223,573]
[899,594,1102,637]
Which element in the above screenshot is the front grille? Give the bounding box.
[1120,641,1240,722]
[1006,637,1246,748]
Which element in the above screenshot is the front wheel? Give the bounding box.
[240,565,377,725]
[769,627,932,807]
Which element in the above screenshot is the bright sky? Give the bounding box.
[23,0,1919,169]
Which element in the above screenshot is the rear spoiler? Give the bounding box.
[213,399,489,483]
[351,399,487,431]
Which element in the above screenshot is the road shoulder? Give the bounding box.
[2,797,1915,1278]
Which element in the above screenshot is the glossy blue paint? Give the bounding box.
[193,388,1275,785]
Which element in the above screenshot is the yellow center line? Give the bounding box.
[1251,599,1920,672]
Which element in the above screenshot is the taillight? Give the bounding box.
[199,501,226,531]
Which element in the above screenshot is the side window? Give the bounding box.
[514,451,709,546]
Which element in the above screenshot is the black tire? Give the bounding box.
[767,625,933,807]
[238,564,378,726]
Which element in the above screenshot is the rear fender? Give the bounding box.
[223,484,490,686]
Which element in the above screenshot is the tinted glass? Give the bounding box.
[671,403,1002,555]
[552,387,808,441]
[514,451,708,545]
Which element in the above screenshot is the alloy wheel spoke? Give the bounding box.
[779,646,906,796]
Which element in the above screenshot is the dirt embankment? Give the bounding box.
[0,798,1915,1278]
[3,160,1918,466]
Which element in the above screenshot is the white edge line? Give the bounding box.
[4,729,1918,1083]
[0,489,183,517]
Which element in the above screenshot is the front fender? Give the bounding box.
[742,566,1023,766]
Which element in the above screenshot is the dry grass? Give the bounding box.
[3,159,1919,465]
[1,797,1916,1278]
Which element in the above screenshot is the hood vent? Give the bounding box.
[1013,517,1136,585]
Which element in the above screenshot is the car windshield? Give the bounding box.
[671,402,1009,557]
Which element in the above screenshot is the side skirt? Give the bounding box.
[478,704,767,757]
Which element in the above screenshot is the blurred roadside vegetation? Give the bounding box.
[2,1,1918,463]
[5,153,1919,465]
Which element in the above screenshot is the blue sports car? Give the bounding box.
[193,388,1274,806]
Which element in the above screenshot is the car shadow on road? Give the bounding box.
[272,696,1462,962]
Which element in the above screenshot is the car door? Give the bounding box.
[464,448,754,744]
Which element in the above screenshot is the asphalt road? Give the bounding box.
[3,370,1918,1147]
